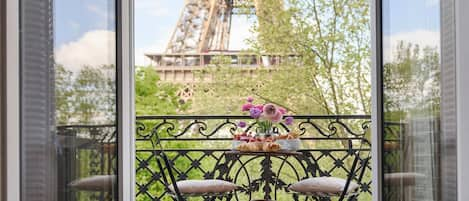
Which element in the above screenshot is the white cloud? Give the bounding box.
[135,0,170,17]
[55,30,116,72]
[383,30,440,63]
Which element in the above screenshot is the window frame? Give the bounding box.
[0,0,6,198]
[372,0,469,200]
[117,0,135,200]
[2,0,467,200]
[3,0,136,200]
[456,0,469,199]
[4,0,20,200]
[371,0,383,200]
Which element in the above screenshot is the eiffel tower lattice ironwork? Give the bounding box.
[145,0,294,87]
[166,0,255,54]
[144,0,295,102]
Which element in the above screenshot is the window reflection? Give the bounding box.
[54,0,117,200]
[382,0,441,200]
[21,0,117,200]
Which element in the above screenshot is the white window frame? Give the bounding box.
[8,0,468,200]
[5,0,20,201]
[0,0,5,197]
[118,0,135,200]
[3,0,136,200]
[456,0,469,199]
[371,0,469,200]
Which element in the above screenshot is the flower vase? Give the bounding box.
[255,127,276,137]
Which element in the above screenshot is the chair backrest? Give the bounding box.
[340,137,371,200]
[150,132,185,200]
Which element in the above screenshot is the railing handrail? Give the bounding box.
[56,115,381,130]
[136,114,371,120]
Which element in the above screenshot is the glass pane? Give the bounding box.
[382,0,441,200]
[20,0,118,200]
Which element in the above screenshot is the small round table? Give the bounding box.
[222,150,303,201]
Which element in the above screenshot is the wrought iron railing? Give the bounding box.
[135,115,372,201]
[54,115,391,201]
[56,124,117,201]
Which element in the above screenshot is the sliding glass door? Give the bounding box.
[379,0,456,200]
[20,0,118,200]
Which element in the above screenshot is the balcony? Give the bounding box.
[135,114,376,201]
[56,115,375,201]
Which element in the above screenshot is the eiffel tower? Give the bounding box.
[165,0,256,53]
[145,0,286,101]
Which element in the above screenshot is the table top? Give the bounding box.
[225,150,303,156]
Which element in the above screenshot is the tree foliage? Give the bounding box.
[135,66,189,115]
[55,64,116,125]
[383,41,440,121]
[192,0,371,115]
[55,65,187,124]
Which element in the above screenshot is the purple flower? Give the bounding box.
[249,107,263,119]
[285,116,294,125]
[238,121,247,128]
[247,96,254,103]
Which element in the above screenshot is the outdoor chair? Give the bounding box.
[288,138,371,201]
[150,133,239,201]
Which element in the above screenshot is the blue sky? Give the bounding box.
[134,0,183,55]
[54,0,115,46]
[54,0,256,67]
[382,0,440,62]
[383,0,440,34]
[54,0,441,68]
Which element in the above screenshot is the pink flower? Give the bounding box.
[255,104,264,111]
[263,104,277,117]
[247,96,254,103]
[263,104,283,122]
[242,103,254,112]
[278,107,287,114]
[271,111,283,123]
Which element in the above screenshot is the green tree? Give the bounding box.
[55,64,189,201]
[73,65,116,124]
[383,41,440,121]
[55,64,75,124]
[192,0,371,116]
[55,65,116,125]
[135,66,189,115]
[134,66,191,201]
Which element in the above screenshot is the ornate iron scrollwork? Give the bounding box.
[134,115,373,201]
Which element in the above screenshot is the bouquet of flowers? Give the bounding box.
[232,97,298,152]
[239,96,294,136]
